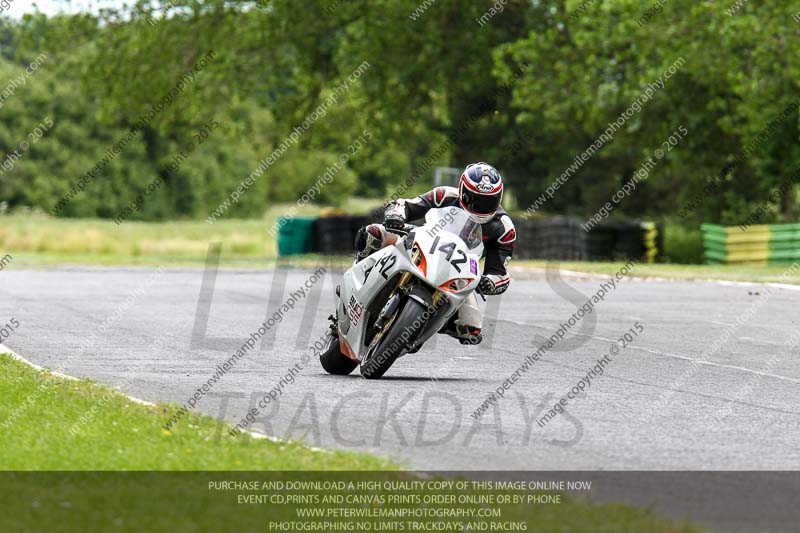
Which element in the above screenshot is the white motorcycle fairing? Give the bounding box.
[333,207,484,377]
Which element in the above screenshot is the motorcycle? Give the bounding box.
[319,206,484,379]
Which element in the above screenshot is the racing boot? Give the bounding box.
[439,315,483,345]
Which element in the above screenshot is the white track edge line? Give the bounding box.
[512,267,800,290]
[496,321,800,385]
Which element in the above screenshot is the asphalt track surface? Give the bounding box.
[2,264,799,531]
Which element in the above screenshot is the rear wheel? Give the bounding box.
[319,332,358,375]
[360,297,429,379]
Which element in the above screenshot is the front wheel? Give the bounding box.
[360,297,429,379]
[319,332,358,375]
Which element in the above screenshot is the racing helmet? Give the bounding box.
[458,162,503,224]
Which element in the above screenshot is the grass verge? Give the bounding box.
[0,352,391,470]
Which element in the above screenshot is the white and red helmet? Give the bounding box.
[458,162,503,224]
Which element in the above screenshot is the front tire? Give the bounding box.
[360,297,429,379]
[320,333,358,375]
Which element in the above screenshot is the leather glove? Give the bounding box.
[477,276,496,295]
[384,213,406,232]
[384,202,406,232]
[478,275,510,295]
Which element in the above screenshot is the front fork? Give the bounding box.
[379,269,445,324]
[372,271,414,341]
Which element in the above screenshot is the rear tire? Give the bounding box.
[319,333,358,375]
[360,297,429,379]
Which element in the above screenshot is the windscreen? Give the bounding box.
[424,207,483,251]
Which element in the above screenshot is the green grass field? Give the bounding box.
[0,208,295,265]
[0,353,701,532]
[0,199,377,265]
[2,209,796,285]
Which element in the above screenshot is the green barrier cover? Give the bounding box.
[277,217,317,256]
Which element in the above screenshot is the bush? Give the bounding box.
[663,222,704,264]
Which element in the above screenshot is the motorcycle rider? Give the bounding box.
[354,162,516,345]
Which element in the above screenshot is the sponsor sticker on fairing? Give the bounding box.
[347,295,363,326]
[470,258,478,275]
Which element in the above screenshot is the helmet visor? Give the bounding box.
[460,188,501,217]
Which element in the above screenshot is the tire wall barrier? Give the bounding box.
[701,223,800,264]
[314,215,359,255]
[513,217,660,262]
[278,211,660,262]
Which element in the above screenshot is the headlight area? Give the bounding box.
[411,243,427,276]
[438,277,475,293]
